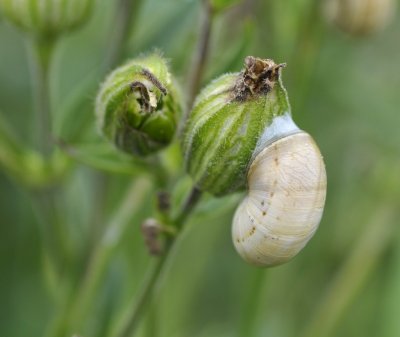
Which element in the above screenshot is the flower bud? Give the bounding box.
[323,0,396,36]
[182,56,290,196]
[96,53,181,157]
[0,0,93,38]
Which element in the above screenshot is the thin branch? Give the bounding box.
[237,268,267,337]
[114,187,203,337]
[103,0,143,70]
[174,187,203,230]
[0,113,28,179]
[289,0,326,112]
[186,0,214,110]
[46,178,153,337]
[29,38,56,156]
[57,0,143,142]
[116,253,167,337]
[27,37,74,292]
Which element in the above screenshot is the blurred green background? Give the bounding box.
[0,0,400,336]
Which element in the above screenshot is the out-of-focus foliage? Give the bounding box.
[0,0,93,38]
[0,0,399,337]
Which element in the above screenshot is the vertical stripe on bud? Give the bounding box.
[182,57,291,196]
[0,0,93,38]
[96,53,181,157]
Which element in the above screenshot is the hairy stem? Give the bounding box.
[115,187,203,337]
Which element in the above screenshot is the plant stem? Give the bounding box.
[115,187,203,337]
[173,187,203,229]
[289,0,325,113]
[145,297,158,337]
[46,178,153,337]
[300,206,396,337]
[104,0,143,70]
[117,253,167,337]
[58,0,142,142]
[186,0,214,109]
[0,113,27,180]
[29,38,55,155]
[29,190,64,297]
[75,0,146,282]
[28,37,72,293]
[238,268,267,337]
[47,1,148,333]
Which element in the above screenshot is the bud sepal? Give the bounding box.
[183,57,290,196]
[96,53,181,157]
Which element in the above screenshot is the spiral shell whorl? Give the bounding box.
[232,131,327,267]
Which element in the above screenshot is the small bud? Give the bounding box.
[0,0,93,38]
[141,218,163,256]
[96,53,181,157]
[182,56,290,196]
[323,0,397,36]
[157,191,171,213]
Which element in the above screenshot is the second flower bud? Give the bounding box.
[96,53,181,157]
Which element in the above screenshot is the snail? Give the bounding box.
[232,115,327,267]
[183,56,327,267]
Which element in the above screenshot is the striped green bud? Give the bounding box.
[182,56,290,196]
[96,53,181,157]
[0,0,93,38]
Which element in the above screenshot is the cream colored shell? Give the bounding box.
[232,132,327,267]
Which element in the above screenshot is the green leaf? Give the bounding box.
[59,139,150,175]
[210,0,242,13]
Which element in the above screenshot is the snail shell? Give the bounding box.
[232,117,327,267]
